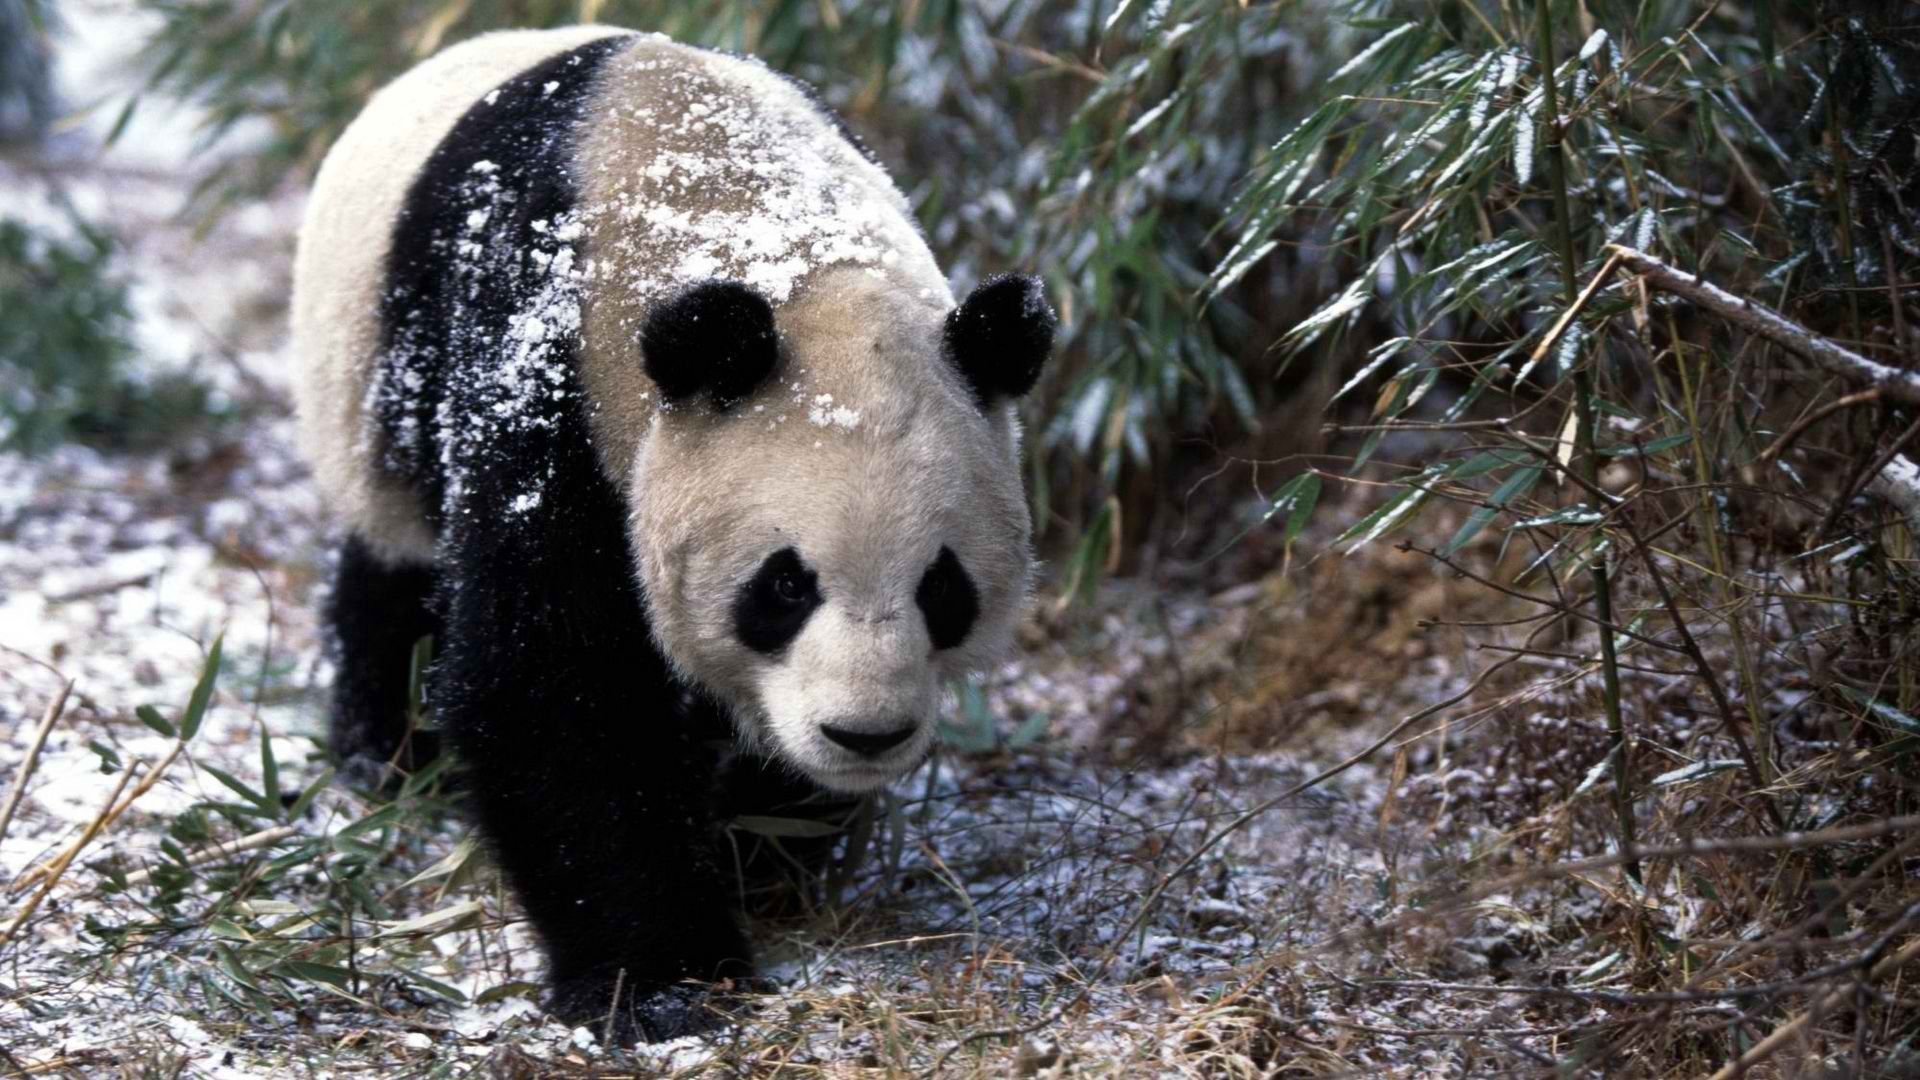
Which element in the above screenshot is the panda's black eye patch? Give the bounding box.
[734,547,822,655]
[915,546,979,651]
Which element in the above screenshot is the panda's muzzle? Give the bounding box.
[818,722,917,758]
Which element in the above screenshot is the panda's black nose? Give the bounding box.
[820,723,916,758]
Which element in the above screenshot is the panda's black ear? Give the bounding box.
[640,280,779,410]
[943,273,1055,409]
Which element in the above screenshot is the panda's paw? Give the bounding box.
[549,975,741,1045]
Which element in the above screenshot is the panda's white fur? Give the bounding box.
[294,30,1035,794]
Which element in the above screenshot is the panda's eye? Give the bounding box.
[734,547,822,655]
[916,546,979,651]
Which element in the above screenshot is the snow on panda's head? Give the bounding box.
[626,267,1054,792]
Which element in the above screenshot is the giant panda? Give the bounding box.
[291,27,1054,1042]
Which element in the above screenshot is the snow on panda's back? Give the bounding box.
[292,26,633,562]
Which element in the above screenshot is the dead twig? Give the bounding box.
[1812,411,1920,543]
[0,680,71,850]
[1707,911,1920,1079]
[1756,388,1882,466]
[9,740,187,896]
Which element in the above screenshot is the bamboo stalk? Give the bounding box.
[1535,0,1638,884]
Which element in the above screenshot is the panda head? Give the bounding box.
[626,268,1054,793]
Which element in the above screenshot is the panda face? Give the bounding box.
[625,268,1050,793]
[633,415,1029,792]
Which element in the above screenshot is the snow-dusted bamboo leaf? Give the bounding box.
[1331,23,1420,83]
[1839,687,1920,735]
[1338,481,1433,553]
[1573,749,1617,796]
[1332,337,1409,402]
[1650,760,1744,786]
[1513,505,1604,529]
[1575,951,1622,983]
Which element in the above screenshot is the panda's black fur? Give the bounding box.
[311,31,1055,1045]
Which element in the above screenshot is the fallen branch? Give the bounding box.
[0,681,71,850]
[1608,244,1920,407]
[112,825,300,892]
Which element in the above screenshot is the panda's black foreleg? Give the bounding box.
[325,535,442,776]
[432,461,750,1044]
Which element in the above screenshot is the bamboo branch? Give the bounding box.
[1607,244,1920,407]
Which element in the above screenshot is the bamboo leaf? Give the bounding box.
[180,635,223,742]
[1442,463,1545,556]
[732,815,846,839]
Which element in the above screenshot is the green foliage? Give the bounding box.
[0,215,225,454]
